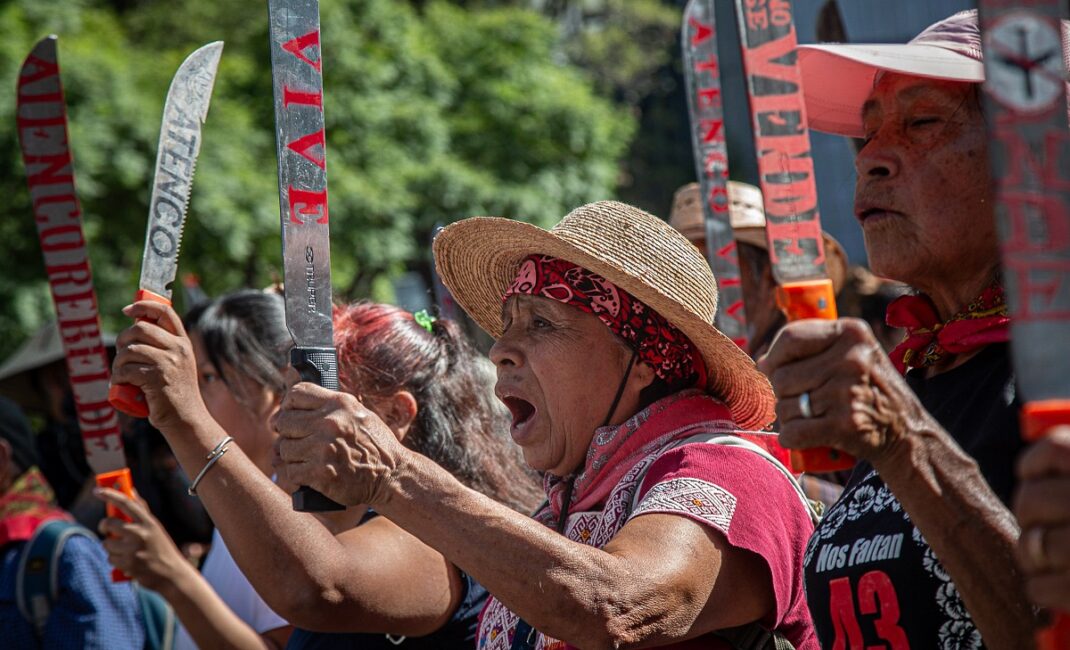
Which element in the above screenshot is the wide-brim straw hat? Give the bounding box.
[433,200,776,431]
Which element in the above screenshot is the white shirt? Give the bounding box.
[173,528,288,650]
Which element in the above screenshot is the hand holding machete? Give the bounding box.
[108,41,223,418]
[734,0,853,473]
[268,0,345,512]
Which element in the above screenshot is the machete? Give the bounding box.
[734,0,854,473]
[682,0,749,350]
[108,41,223,418]
[269,0,345,512]
[978,1,1070,646]
[17,36,136,579]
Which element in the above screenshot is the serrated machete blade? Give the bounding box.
[138,41,223,299]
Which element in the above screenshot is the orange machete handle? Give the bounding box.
[96,467,135,582]
[1021,401,1070,650]
[776,279,857,474]
[108,289,172,418]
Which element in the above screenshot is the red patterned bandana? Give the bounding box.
[504,255,706,388]
[886,283,1010,374]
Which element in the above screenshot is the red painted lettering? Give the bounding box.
[33,193,80,222]
[288,187,329,225]
[59,316,103,350]
[18,54,59,88]
[287,129,326,169]
[698,88,721,110]
[858,571,910,649]
[999,122,1070,192]
[828,577,864,650]
[694,55,719,77]
[284,87,323,108]
[25,153,72,187]
[39,224,84,253]
[282,30,322,72]
[701,118,724,144]
[688,16,712,47]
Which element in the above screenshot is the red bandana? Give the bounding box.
[0,467,69,547]
[886,283,1010,374]
[504,255,706,388]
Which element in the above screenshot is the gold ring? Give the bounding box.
[1024,526,1048,569]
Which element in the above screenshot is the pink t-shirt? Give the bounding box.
[627,443,818,650]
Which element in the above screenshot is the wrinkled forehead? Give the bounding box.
[861,73,977,120]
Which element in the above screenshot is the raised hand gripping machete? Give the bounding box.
[734,0,854,473]
[269,0,345,512]
[978,1,1070,646]
[683,0,749,350]
[17,36,136,580]
[107,42,223,418]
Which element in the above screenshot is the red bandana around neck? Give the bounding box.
[0,467,69,547]
[886,283,1010,374]
[503,255,706,389]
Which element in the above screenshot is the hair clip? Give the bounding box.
[413,309,437,333]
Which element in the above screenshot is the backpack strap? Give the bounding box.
[16,519,94,638]
[137,586,176,650]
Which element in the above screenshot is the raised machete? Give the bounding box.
[269,0,345,512]
[108,41,223,418]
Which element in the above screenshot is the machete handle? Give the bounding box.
[1021,400,1070,442]
[776,278,838,321]
[96,467,135,582]
[776,279,856,473]
[290,346,346,512]
[108,289,172,418]
[1021,401,1070,650]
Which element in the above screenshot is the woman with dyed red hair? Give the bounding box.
[108,296,540,649]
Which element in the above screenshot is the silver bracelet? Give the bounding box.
[188,436,235,496]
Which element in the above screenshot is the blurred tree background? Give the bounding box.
[0,0,697,357]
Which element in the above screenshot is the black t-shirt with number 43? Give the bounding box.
[802,343,1024,649]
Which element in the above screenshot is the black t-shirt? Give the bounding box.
[802,343,1025,649]
[284,511,488,650]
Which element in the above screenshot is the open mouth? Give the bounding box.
[502,396,536,429]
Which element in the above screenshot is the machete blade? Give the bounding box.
[139,41,224,300]
[682,0,750,350]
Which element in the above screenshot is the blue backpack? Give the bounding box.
[16,519,175,650]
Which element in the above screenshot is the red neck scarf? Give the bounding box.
[535,390,737,525]
[0,467,69,547]
[886,283,1010,374]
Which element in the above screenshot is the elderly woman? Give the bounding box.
[755,10,1069,649]
[274,201,818,649]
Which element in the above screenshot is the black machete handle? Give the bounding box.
[290,346,346,512]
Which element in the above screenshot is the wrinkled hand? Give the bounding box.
[96,487,190,593]
[111,301,209,434]
[757,318,933,466]
[275,382,408,507]
[1014,426,1070,610]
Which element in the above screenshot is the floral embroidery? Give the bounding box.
[629,477,737,534]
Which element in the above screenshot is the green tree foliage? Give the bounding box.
[0,0,633,357]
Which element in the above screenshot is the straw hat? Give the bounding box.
[433,201,776,431]
[669,182,849,294]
